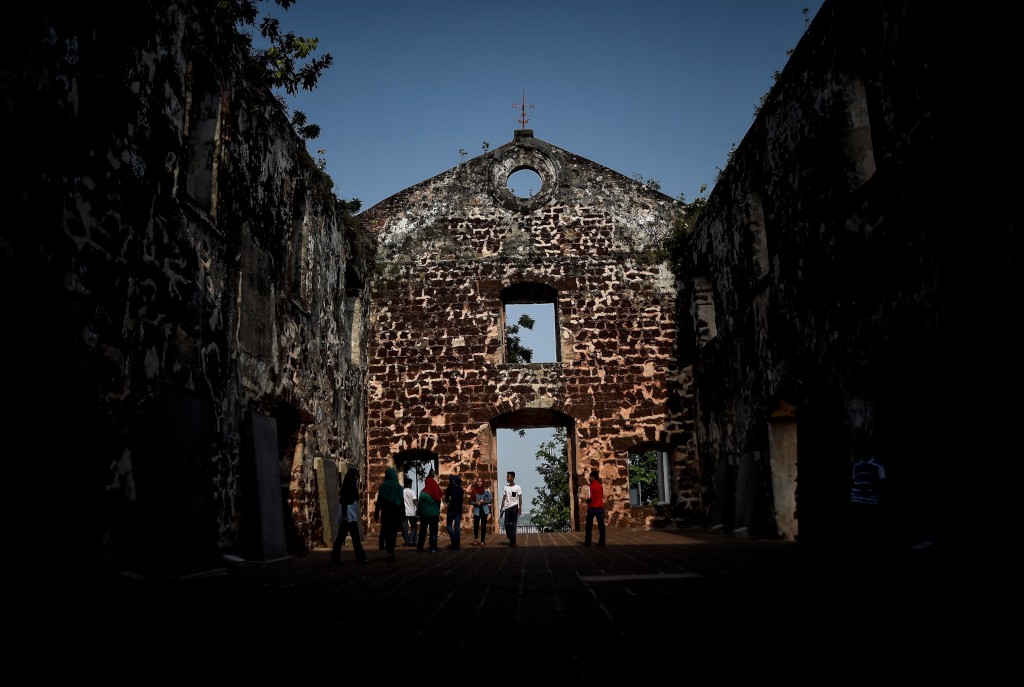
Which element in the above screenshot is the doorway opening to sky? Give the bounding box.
[496,427,551,524]
[493,409,578,533]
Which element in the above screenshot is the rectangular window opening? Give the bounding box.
[504,302,557,363]
[628,450,670,506]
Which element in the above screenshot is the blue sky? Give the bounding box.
[270,0,824,212]
[263,0,824,516]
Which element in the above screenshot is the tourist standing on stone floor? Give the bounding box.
[417,469,444,553]
[330,469,370,565]
[849,439,889,553]
[581,469,606,547]
[402,476,418,547]
[444,474,465,549]
[373,467,404,562]
[469,477,492,547]
[500,471,523,547]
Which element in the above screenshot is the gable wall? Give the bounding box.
[361,134,701,530]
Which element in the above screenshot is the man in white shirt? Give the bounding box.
[402,477,418,547]
[500,471,523,547]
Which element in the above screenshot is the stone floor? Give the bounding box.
[41,528,972,680]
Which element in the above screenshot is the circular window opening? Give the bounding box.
[507,169,542,199]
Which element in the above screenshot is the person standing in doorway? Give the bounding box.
[582,469,606,546]
[444,474,465,549]
[373,467,404,562]
[330,469,370,564]
[469,477,492,547]
[402,477,418,547]
[500,471,523,547]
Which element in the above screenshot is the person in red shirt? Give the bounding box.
[582,469,606,546]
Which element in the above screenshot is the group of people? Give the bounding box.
[331,467,607,563]
[338,451,891,561]
[331,467,503,563]
[366,467,461,558]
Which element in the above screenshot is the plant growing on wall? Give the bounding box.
[753,7,812,119]
[221,1,349,197]
[631,172,661,191]
[664,183,708,274]
[290,110,321,142]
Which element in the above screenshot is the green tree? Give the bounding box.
[506,313,535,363]
[532,428,571,531]
[224,0,334,98]
[221,1,351,197]
[628,450,660,505]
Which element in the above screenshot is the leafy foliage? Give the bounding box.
[290,110,321,142]
[217,1,361,205]
[341,198,362,214]
[222,0,334,98]
[628,450,660,505]
[664,184,707,275]
[532,428,571,530]
[505,313,535,363]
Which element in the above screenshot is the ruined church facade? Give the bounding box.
[359,131,698,531]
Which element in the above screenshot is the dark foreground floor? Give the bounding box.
[36,529,975,680]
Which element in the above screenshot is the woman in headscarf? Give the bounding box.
[423,468,443,503]
[417,469,444,553]
[468,477,492,547]
[330,468,369,565]
[373,467,404,562]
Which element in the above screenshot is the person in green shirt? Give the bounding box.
[417,469,443,553]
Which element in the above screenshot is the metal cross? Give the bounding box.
[513,90,535,129]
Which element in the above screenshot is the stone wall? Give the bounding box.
[5,0,1008,578]
[679,0,1017,547]
[5,4,372,575]
[360,131,699,532]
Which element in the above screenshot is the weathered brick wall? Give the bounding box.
[6,4,372,574]
[361,132,700,531]
[679,0,1016,547]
